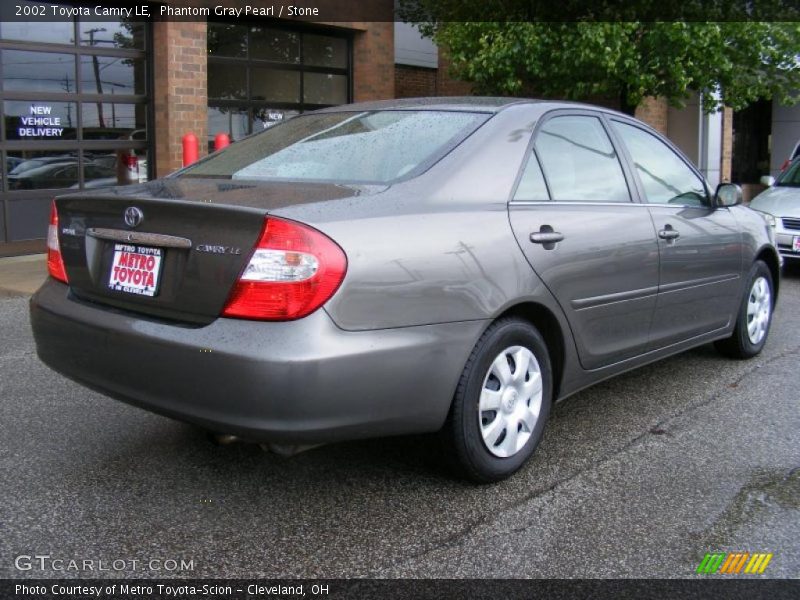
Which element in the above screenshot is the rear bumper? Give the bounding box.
[30,279,484,443]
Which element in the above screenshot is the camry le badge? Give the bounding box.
[124,207,144,228]
[195,244,242,255]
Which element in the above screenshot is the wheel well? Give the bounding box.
[496,303,566,400]
[757,248,780,300]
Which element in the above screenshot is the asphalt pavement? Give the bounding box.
[1,265,799,579]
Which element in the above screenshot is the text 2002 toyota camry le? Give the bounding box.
[31,98,779,482]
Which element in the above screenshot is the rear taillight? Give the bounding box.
[222,217,347,320]
[47,201,68,283]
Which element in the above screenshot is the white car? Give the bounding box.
[752,157,800,262]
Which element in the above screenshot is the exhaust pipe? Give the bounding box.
[209,433,240,446]
[260,443,322,457]
[208,432,322,456]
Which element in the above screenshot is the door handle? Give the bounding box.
[658,226,680,241]
[530,231,565,244]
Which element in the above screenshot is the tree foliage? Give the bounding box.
[400,11,800,114]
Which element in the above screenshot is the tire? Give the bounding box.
[442,317,553,483]
[715,260,774,359]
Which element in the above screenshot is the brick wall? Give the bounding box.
[151,20,394,176]
[395,65,437,98]
[634,97,669,134]
[152,21,208,177]
[349,22,395,101]
[721,106,733,183]
[395,48,473,99]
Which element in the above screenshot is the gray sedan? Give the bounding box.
[30,98,779,482]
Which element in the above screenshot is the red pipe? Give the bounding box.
[182,132,199,167]
[214,132,231,151]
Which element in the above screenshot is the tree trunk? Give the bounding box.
[619,87,637,116]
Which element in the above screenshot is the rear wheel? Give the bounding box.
[715,260,774,359]
[442,318,552,483]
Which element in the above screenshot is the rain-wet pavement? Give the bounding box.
[2,268,799,579]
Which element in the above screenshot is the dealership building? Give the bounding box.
[0,2,398,255]
[0,2,795,255]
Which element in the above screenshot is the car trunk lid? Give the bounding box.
[54,178,381,324]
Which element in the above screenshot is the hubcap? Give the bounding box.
[746,276,771,345]
[478,345,543,458]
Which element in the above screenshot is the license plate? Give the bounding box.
[108,243,163,297]
[794,236,800,253]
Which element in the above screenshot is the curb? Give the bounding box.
[0,253,47,297]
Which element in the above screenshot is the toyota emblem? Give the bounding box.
[124,206,144,228]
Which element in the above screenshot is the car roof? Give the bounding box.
[314,97,541,114]
[313,97,635,118]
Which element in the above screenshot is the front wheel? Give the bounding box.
[442,318,552,483]
[715,260,774,359]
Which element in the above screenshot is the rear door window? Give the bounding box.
[534,115,631,203]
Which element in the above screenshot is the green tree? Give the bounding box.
[403,18,800,115]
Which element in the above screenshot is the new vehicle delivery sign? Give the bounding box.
[108,244,163,297]
[18,105,64,137]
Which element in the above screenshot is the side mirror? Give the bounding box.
[715,183,743,207]
[760,175,776,187]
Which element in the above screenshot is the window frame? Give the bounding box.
[510,108,638,205]
[0,9,152,244]
[0,32,150,153]
[207,20,353,141]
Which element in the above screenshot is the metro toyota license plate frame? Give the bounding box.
[108,243,164,297]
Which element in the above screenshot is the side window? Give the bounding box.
[612,120,708,206]
[534,115,631,202]
[514,152,549,201]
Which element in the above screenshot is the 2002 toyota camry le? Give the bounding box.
[31,98,779,482]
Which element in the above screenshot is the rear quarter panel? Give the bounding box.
[272,105,561,331]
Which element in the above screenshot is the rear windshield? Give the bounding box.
[180,110,488,184]
[777,158,800,187]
